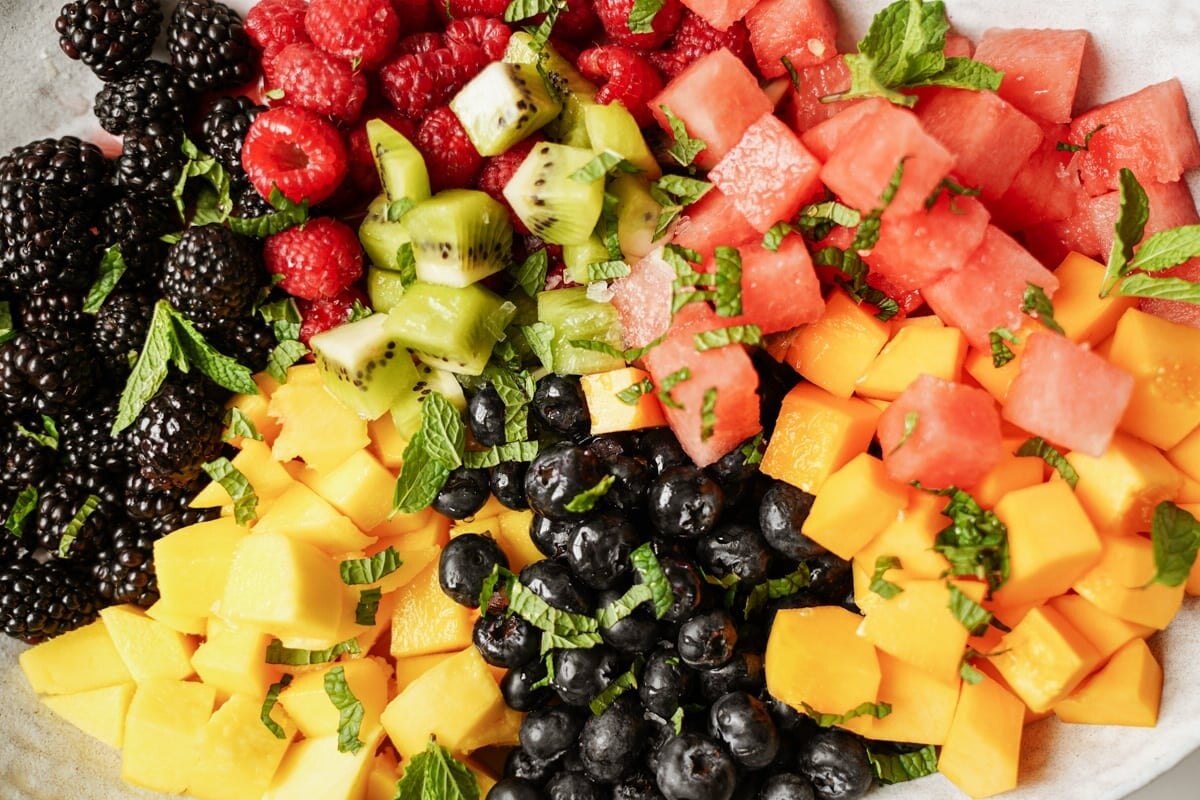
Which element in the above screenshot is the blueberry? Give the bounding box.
[764,694,818,737]
[613,771,665,800]
[552,646,622,707]
[639,645,693,720]
[520,706,587,761]
[506,746,563,784]
[438,533,509,608]
[696,523,771,585]
[758,482,825,561]
[659,558,704,623]
[492,460,530,510]
[469,384,507,446]
[697,650,764,702]
[677,610,737,669]
[545,771,607,800]
[588,432,638,462]
[640,429,689,475]
[708,692,779,769]
[654,734,736,800]
[603,454,651,514]
[473,613,539,668]
[526,442,606,521]
[567,513,639,590]
[580,696,647,783]
[796,729,874,800]
[598,590,660,654]
[759,775,816,800]
[433,466,491,519]
[520,559,595,614]
[532,374,590,438]
[502,659,551,712]
[487,778,545,800]
[530,513,576,559]
[649,466,724,540]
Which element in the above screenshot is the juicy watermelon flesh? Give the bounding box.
[611,246,677,351]
[678,0,758,32]
[864,193,991,294]
[986,123,1085,231]
[712,234,824,334]
[781,56,857,134]
[800,97,890,163]
[744,0,839,77]
[670,185,759,260]
[972,27,1089,124]
[1039,179,1200,261]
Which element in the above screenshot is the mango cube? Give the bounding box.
[760,383,880,493]
[801,453,907,560]
[99,604,197,683]
[277,658,391,739]
[854,652,960,746]
[299,448,399,531]
[853,491,952,583]
[41,683,134,748]
[122,678,217,794]
[366,751,401,800]
[363,545,440,594]
[785,289,891,398]
[1066,433,1183,536]
[226,372,283,446]
[191,624,283,700]
[153,517,248,621]
[368,411,409,468]
[390,559,476,658]
[1047,594,1154,660]
[188,693,297,800]
[369,505,437,540]
[190,438,297,513]
[264,729,384,800]
[937,676,1024,799]
[855,324,967,400]
[394,651,456,690]
[580,367,668,434]
[252,482,376,555]
[19,619,131,695]
[1167,424,1200,482]
[499,509,546,571]
[145,599,207,636]
[458,705,524,752]
[1072,533,1186,629]
[970,450,1044,509]
[992,605,1102,713]
[1053,637,1162,727]
[1109,307,1200,449]
[1051,252,1139,345]
[270,364,371,471]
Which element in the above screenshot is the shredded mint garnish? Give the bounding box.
[228,186,309,238]
[657,366,691,410]
[83,245,128,314]
[258,297,303,341]
[4,485,38,537]
[599,191,623,259]
[699,387,718,442]
[386,197,417,222]
[801,700,892,728]
[393,738,480,800]
[1116,274,1200,304]
[1020,283,1064,334]
[740,433,765,466]
[928,486,1010,594]
[266,339,309,383]
[16,415,58,450]
[1101,168,1151,296]
[588,657,642,715]
[486,566,602,654]
[889,412,920,455]
[464,440,540,469]
[660,105,706,168]
[482,360,537,445]
[627,0,664,33]
[924,176,980,211]
[693,325,762,352]
[395,241,418,289]
[713,246,743,317]
[355,587,383,626]
[565,475,616,513]
[512,248,550,298]
[340,547,402,585]
[797,199,863,241]
[58,494,101,558]
[174,136,233,224]
[989,327,1019,367]
[630,543,674,618]
[870,556,904,599]
[0,301,14,344]
[947,583,993,635]
[587,260,632,282]
[260,675,293,739]
[222,408,263,442]
[264,637,361,666]
[1057,124,1106,153]
[571,151,639,183]
[960,654,985,684]
[392,392,465,515]
[744,565,811,615]
[520,321,557,371]
[201,457,259,526]
[323,666,366,754]
[781,55,801,89]
[1015,437,1078,488]
[617,377,655,406]
[650,175,712,239]
[504,0,557,21]
[1145,501,1200,588]
[762,221,799,252]
[868,745,938,785]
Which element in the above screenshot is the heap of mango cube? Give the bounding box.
[757,251,1200,798]
[15,362,567,800]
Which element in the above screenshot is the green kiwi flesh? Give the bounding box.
[359,194,412,271]
[582,104,661,179]
[450,61,562,157]
[367,266,408,312]
[385,281,517,375]
[366,119,431,204]
[503,142,605,246]
[503,33,597,149]
[389,359,468,439]
[310,313,421,421]
[610,174,667,261]
[563,235,611,284]
[537,286,626,375]
[403,189,513,288]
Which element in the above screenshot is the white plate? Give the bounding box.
[1,1,1199,798]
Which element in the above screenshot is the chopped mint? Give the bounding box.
[520,321,556,371]
[693,325,762,352]
[503,0,557,21]
[172,312,260,394]
[386,197,416,222]
[599,191,623,259]
[258,297,303,341]
[801,700,892,728]
[571,151,639,183]
[464,440,540,469]
[621,334,665,363]
[1015,437,1078,489]
[870,555,904,599]
[670,706,685,734]
[588,657,642,715]
[16,415,59,450]
[947,583,993,635]
[1057,124,1106,153]
[797,199,862,241]
[263,88,285,100]
[395,242,418,289]
[868,745,938,785]
[744,565,811,615]
[924,176,981,211]
[1116,274,1200,304]
[58,494,101,558]
[1020,283,1064,334]
[565,475,616,513]
[781,55,801,89]
[587,260,632,282]
[630,542,674,618]
[0,301,13,344]
[201,457,259,526]
[889,412,920,455]
[260,675,293,739]
[323,666,366,754]
[959,655,985,685]
[988,327,1019,367]
[355,587,383,626]
[650,175,712,239]
[930,486,1010,594]
[487,566,602,652]
[340,547,402,585]
[713,246,743,317]
[657,366,691,410]
[1146,501,1200,588]
[228,186,309,238]
[4,485,38,537]
[174,136,233,224]
[83,245,128,314]
[222,408,263,442]
[1101,167,1151,296]
[393,738,480,800]
[664,243,715,314]
[482,360,538,445]
[569,338,625,360]
[699,387,718,442]
[660,105,706,168]
[1126,224,1200,275]
[616,377,655,406]
[112,301,184,435]
[762,221,799,252]
[512,247,550,298]
[596,584,655,629]
[264,637,361,666]
[740,433,765,466]
[627,0,664,34]
[392,392,464,514]
[265,339,310,383]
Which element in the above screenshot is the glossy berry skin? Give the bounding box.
[581,696,647,783]
[648,13,754,79]
[264,216,363,300]
[603,454,651,514]
[566,513,639,590]
[546,772,606,800]
[296,287,369,345]
[438,533,508,608]
[491,460,530,510]
[696,523,772,585]
[649,466,725,539]
[415,104,485,192]
[263,42,367,124]
[379,44,489,120]
[576,45,666,128]
[506,747,562,784]
[697,650,764,702]
[477,136,543,234]
[592,0,684,51]
[639,645,693,720]
[487,779,544,800]
[551,645,622,707]
[242,106,348,205]
[659,557,704,623]
[760,775,816,800]
[532,375,590,438]
[597,590,660,654]
[244,0,309,55]
[468,384,506,447]
[520,705,587,762]
[501,660,550,712]
[613,772,664,800]
[758,481,826,561]
[529,513,574,558]
[796,729,874,800]
[640,430,689,475]
[444,15,512,61]
[304,0,399,70]
[473,613,540,669]
[433,466,491,519]
[525,442,605,521]
[708,692,779,769]
[519,559,594,614]
[677,610,738,669]
[654,734,737,800]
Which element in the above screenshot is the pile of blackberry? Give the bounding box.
[0,0,271,643]
[438,373,886,800]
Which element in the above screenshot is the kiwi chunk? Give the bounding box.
[404,189,513,288]
[583,104,661,179]
[359,194,412,271]
[389,360,468,438]
[310,314,421,421]
[367,266,407,312]
[538,286,626,375]
[610,174,667,261]
[503,32,597,149]
[367,120,431,205]
[563,235,612,284]
[504,143,605,246]
[450,61,562,157]
[385,281,517,376]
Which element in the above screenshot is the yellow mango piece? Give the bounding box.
[766,607,882,723]
[99,604,197,683]
[1186,502,1200,595]
[373,509,450,548]
[451,515,501,537]
[19,618,132,695]
[1047,594,1154,660]
[853,491,952,582]
[463,756,499,797]
[226,372,283,446]
[145,599,207,636]
[785,289,891,398]
[1109,307,1200,449]
[394,651,456,690]
[855,324,967,401]
[277,658,391,739]
[580,366,668,434]
[1167,423,1200,482]
[970,451,1044,510]
[1072,533,1186,629]
[1178,473,1200,503]
[801,453,907,560]
[761,382,881,493]
[499,509,545,572]
[1066,433,1183,536]
[41,683,134,748]
[368,411,409,468]
[299,448,399,532]
[366,750,400,800]
[254,482,377,554]
[191,624,283,701]
[189,693,297,800]
[264,728,384,800]
[390,558,476,658]
[218,530,348,642]
[859,579,985,686]
[362,545,441,594]
[1051,252,1139,345]
[382,646,506,759]
[459,705,524,752]
[991,481,1103,608]
[991,605,1102,713]
[937,676,1024,799]
[962,324,1035,405]
[856,652,959,746]
[153,517,248,621]
[122,679,216,794]
[270,364,371,471]
[190,438,298,512]
[1053,637,1162,727]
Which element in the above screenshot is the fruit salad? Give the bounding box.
[2,0,1200,799]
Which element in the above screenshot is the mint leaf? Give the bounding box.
[260,675,293,739]
[670,706,685,734]
[323,666,366,754]
[741,433,764,466]
[113,301,183,435]
[587,260,632,282]
[870,555,904,599]
[693,325,762,352]
[1128,224,1200,274]
[631,542,674,618]
[1020,283,1064,334]
[801,700,892,728]
[598,191,623,259]
[1146,501,1200,588]
[918,55,1003,92]
[1102,167,1151,296]
[393,738,480,800]
[418,391,466,468]
[660,105,706,168]
[650,175,712,239]
[797,199,862,241]
[504,0,557,20]
[616,377,654,406]
[355,587,383,626]
[259,297,303,341]
[744,565,812,615]
[0,301,13,344]
[1057,124,1106,153]
[266,339,310,383]
[222,408,263,442]
[392,436,452,515]
[265,637,361,666]
[58,493,101,558]
[596,584,655,629]
[589,657,642,715]
[489,567,602,648]
[627,0,664,33]
[713,246,743,317]
[572,151,638,183]
[16,415,59,450]
[930,487,1010,594]
[924,176,980,211]
[568,337,627,360]
[781,55,801,89]
[340,547,402,585]
[565,475,616,513]
[658,366,691,410]
[960,655,985,685]
[622,334,665,363]
[512,247,550,298]
[482,360,537,446]
[171,311,258,394]
[83,245,128,314]
[947,583,993,635]
[868,745,938,785]
[889,412,919,455]
[201,457,259,525]
[699,387,718,442]
[763,222,798,252]
[1116,274,1200,304]
[520,321,557,372]
[463,440,540,469]
[4,485,37,537]
[174,136,233,224]
[229,186,309,237]
[1015,437,1079,489]
[386,197,416,222]
[988,327,1019,368]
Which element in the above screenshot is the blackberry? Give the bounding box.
[60,398,129,473]
[94,60,192,136]
[0,329,99,413]
[146,506,220,538]
[0,555,101,642]
[116,120,186,197]
[92,515,160,607]
[211,314,277,373]
[32,474,111,561]
[160,224,264,330]
[167,0,256,92]
[234,179,276,217]
[101,193,177,288]
[93,289,155,373]
[201,95,264,176]
[127,379,226,490]
[0,137,113,212]
[0,180,100,292]
[0,415,59,493]
[123,471,203,520]
[56,0,164,81]
[16,289,91,337]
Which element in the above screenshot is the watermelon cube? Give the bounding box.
[986,124,1085,231]
[972,28,1090,124]
[780,56,858,134]
[670,185,759,260]
[864,193,991,293]
[1002,332,1135,457]
[717,234,824,334]
[878,374,1004,490]
[650,48,773,170]
[679,0,758,32]
[743,0,839,77]
[610,246,677,351]
[1139,257,1200,330]
[819,102,954,218]
[922,225,1060,348]
[644,307,762,467]
[1068,79,1200,195]
[709,113,823,232]
[1040,179,1200,260]
[800,97,890,162]
[916,88,1045,200]
[943,33,973,59]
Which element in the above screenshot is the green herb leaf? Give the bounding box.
[762,222,798,252]
[393,738,480,800]
[463,440,540,469]
[1102,167,1151,296]
[174,136,233,224]
[868,745,939,785]
[660,105,706,168]
[653,175,712,206]
[16,415,59,450]
[491,567,602,646]
[801,700,892,728]
[58,494,101,558]
[918,55,1003,92]
[960,657,985,684]
[520,321,557,371]
[930,487,1010,594]
[266,339,310,383]
[596,584,655,629]
[393,241,418,290]
[617,377,655,406]
[530,654,555,690]
[630,543,674,618]
[113,301,183,435]
[341,547,402,585]
[83,245,129,314]
[264,637,361,666]
[1146,501,1200,588]
[889,412,919,455]
[229,186,309,237]
[924,176,981,211]
[201,457,259,526]
[798,199,862,241]
[260,675,293,739]
[355,587,383,626]
[1020,283,1064,334]
[170,311,258,394]
[512,247,550,298]
[627,0,664,33]
[1057,124,1106,153]
[870,555,904,599]
[712,246,743,317]
[781,55,801,89]
[504,0,557,20]
[587,260,632,282]
[222,408,263,442]
[988,327,1019,368]
[670,706,685,734]
[947,583,993,635]
[741,433,765,466]
[1125,224,1200,274]
[571,151,637,183]
[0,301,14,345]
[621,334,665,363]
[744,565,812,616]
[392,438,452,516]
[589,657,642,715]
[699,387,718,442]
[565,475,616,513]
[569,338,625,360]
[1015,437,1079,489]
[4,485,37,537]
[693,325,762,352]
[482,360,537,446]
[323,666,366,754]
[657,366,691,410]
[259,297,303,341]
[1115,274,1200,304]
[386,197,417,222]
[263,87,285,100]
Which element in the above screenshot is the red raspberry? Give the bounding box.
[245,0,310,55]
[305,0,400,70]
[593,0,684,50]
[265,216,364,300]
[389,0,436,33]
[553,0,602,45]
[436,0,510,22]
[444,16,512,62]
[395,31,444,55]
[242,106,349,205]
[415,106,484,192]
[577,45,665,127]
[264,43,367,123]
[378,44,489,119]
[476,135,543,233]
[649,12,753,78]
[346,109,418,195]
[298,286,370,345]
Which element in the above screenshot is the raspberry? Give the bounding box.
[264,42,367,123]
[551,0,602,45]
[305,0,400,70]
[436,0,509,22]
[577,45,665,128]
[379,44,489,119]
[415,106,485,192]
[264,216,363,300]
[389,0,436,33]
[649,12,753,78]
[346,110,417,194]
[242,106,349,205]
[395,31,444,55]
[476,136,543,234]
[244,0,310,55]
[593,0,684,50]
[297,286,369,345]
[444,16,512,62]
